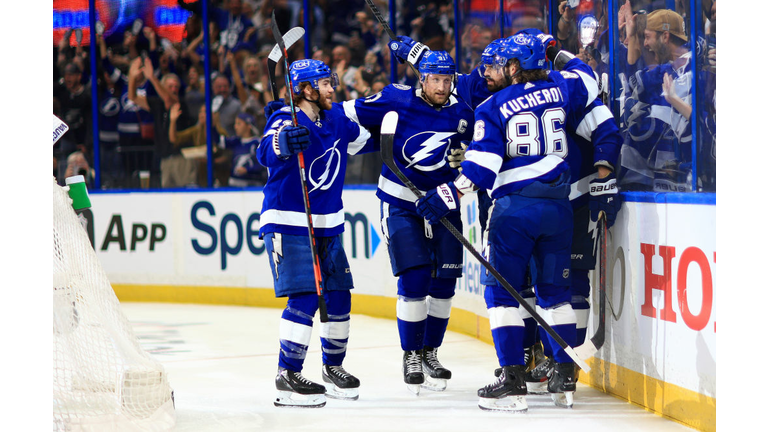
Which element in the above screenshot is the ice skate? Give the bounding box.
[274,367,326,408]
[322,364,360,401]
[525,356,553,394]
[402,350,424,395]
[478,365,528,412]
[548,362,576,408]
[420,347,451,391]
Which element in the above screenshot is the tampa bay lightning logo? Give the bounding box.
[292,60,312,70]
[308,139,342,193]
[402,131,455,172]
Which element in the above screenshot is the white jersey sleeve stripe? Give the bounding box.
[377,175,426,203]
[260,208,345,230]
[465,149,504,174]
[347,125,372,155]
[575,104,613,141]
[342,100,359,124]
[493,155,566,191]
[574,69,599,107]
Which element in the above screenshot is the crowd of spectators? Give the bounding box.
[52,0,715,192]
[52,0,486,190]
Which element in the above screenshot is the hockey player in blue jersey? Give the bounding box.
[511,31,622,395]
[256,59,374,408]
[416,32,617,412]
[342,46,491,394]
[449,30,622,399]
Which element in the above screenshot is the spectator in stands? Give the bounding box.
[169,103,231,187]
[183,66,206,121]
[332,45,360,100]
[352,51,387,98]
[178,0,256,51]
[64,151,95,187]
[54,62,92,182]
[224,112,266,187]
[128,57,196,188]
[228,52,269,124]
[212,74,242,136]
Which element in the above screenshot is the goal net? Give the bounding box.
[53,178,175,431]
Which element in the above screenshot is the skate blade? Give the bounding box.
[420,376,448,392]
[525,380,548,395]
[406,384,421,396]
[551,391,574,408]
[478,395,528,412]
[274,390,326,408]
[323,383,360,401]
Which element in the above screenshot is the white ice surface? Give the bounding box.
[122,303,694,432]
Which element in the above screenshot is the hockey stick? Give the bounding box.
[363,0,420,80]
[271,14,329,323]
[573,214,608,360]
[267,27,305,101]
[380,111,590,372]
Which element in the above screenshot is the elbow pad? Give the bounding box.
[551,49,577,71]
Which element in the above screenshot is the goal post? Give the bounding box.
[53,177,175,431]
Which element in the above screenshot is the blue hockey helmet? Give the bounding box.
[418,50,456,77]
[493,33,547,71]
[481,39,505,66]
[289,59,339,94]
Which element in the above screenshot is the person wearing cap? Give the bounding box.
[642,9,688,65]
[619,8,695,192]
[222,111,265,187]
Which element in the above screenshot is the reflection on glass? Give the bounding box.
[616,2,696,192]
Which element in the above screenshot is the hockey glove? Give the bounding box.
[388,36,430,68]
[447,142,468,172]
[416,182,459,225]
[589,172,620,228]
[264,100,286,119]
[276,125,311,159]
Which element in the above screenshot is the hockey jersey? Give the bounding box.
[342,68,490,211]
[463,58,618,200]
[224,135,265,184]
[257,104,373,237]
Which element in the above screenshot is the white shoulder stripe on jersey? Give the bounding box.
[575,104,614,141]
[574,69,599,107]
[465,149,504,174]
[342,100,359,124]
[260,208,345,229]
[378,175,426,203]
[493,154,566,191]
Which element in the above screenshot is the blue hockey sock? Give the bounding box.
[488,305,526,366]
[320,291,352,366]
[278,294,317,371]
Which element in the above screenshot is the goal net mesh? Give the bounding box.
[53,178,175,431]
